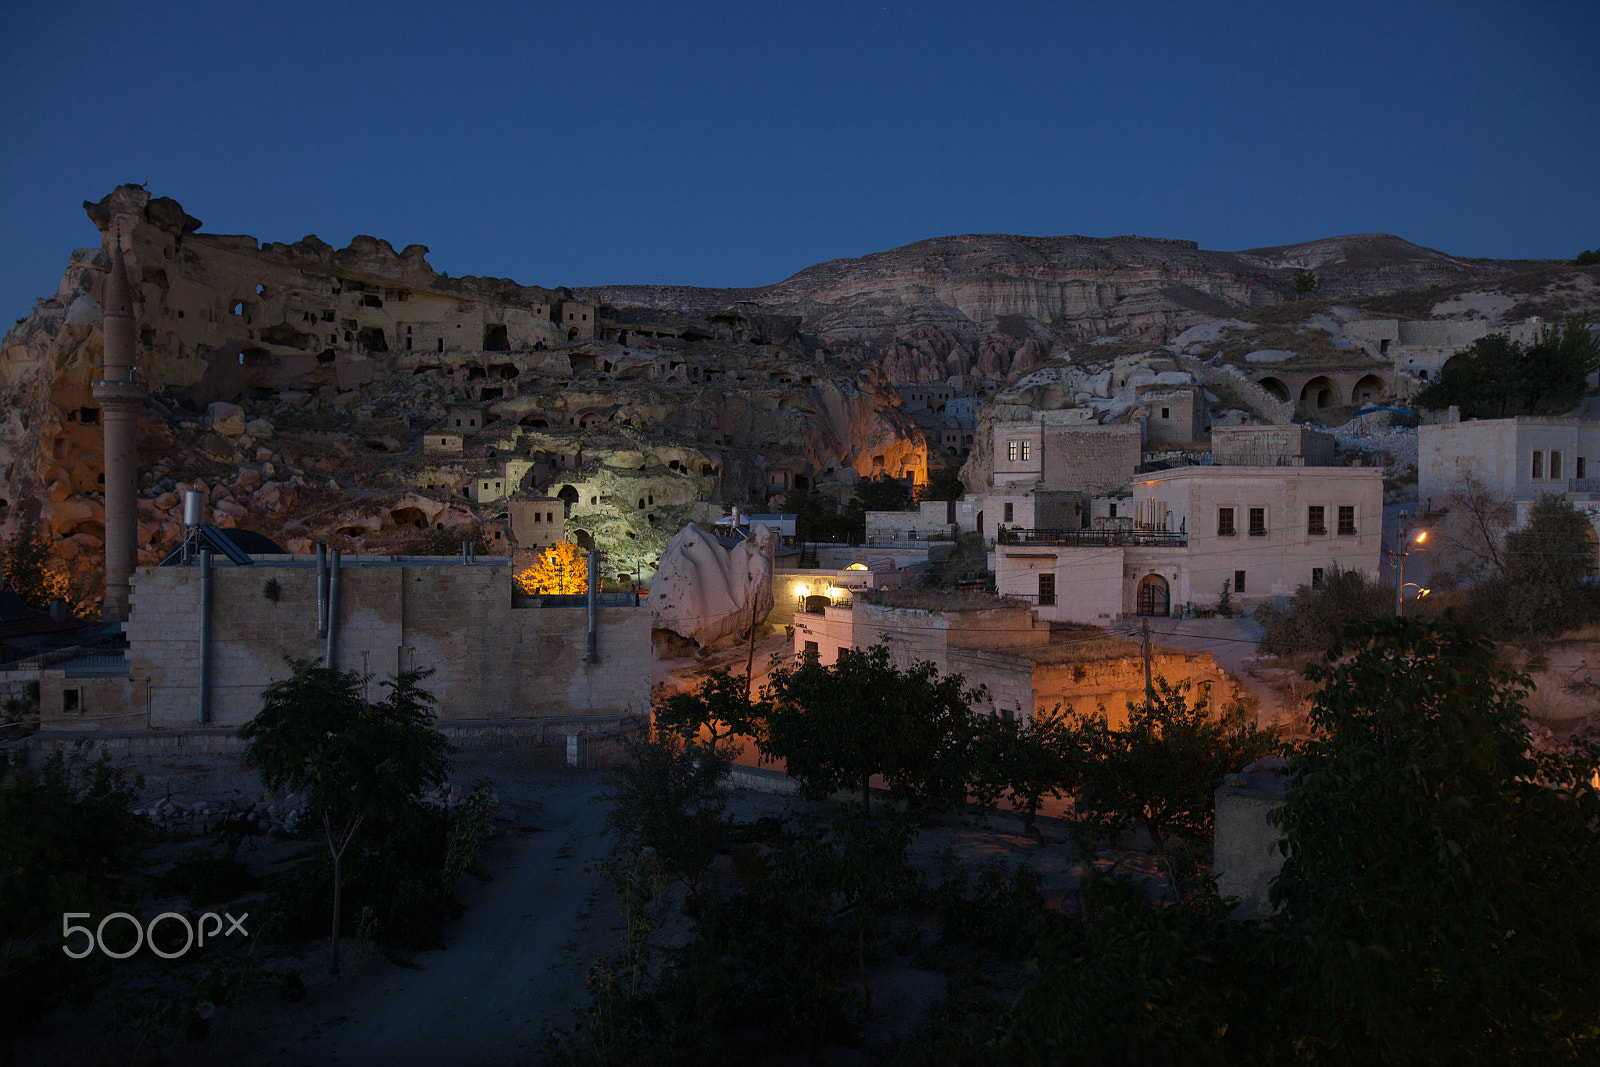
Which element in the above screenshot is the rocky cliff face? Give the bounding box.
[578,232,1557,384]
[0,186,1586,609]
[0,186,931,603]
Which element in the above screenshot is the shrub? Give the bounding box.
[1255,564,1391,655]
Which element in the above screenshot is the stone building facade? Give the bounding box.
[790,599,1238,726]
[993,465,1384,623]
[40,555,650,731]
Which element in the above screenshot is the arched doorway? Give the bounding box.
[1258,376,1290,403]
[1300,376,1338,409]
[1353,374,1386,405]
[1136,574,1170,617]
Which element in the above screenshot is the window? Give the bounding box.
[1217,507,1236,536]
[1161,407,1170,419]
[1007,440,1018,461]
[1038,573,1056,606]
[1579,457,1588,480]
[1108,503,1117,518]
[1234,570,1247,594]
[1338,505,1356,536]
[63,688,80,714]
[1312,567,1324,589]
[1249,507,1267,536]
[1551,451,1562,479]
[838,647,849,660]
[532,512,540,524]
[1533,451,1544,479]
[1307,505,1326,535]
[1003,502,1014,523]
[1020,440,1030,461]
[803,640,819,657]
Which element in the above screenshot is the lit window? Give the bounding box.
[1020,440,1030,461]
[1007,440,1019,462]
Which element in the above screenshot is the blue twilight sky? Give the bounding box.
[1,0,1596,322]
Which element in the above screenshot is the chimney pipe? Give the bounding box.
[584,550,599,664]
[315,542,328,638]
[324,549,341,669]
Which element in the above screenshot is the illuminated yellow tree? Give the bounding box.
[515,540,588,595]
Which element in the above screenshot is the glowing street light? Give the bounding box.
[1393,513,1429,616]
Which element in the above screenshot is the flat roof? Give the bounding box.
[1137,465,1382,484]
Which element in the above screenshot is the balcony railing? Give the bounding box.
[1569,477,1600,493]
[997,527,1187,548]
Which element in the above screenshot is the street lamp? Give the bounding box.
[1392,513,1429,616]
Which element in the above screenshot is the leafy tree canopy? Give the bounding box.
[516,539,589,595]
[1468,494,1600,637]
[240,660,450,972]
[0,519,70,612]
[1414,317,1598,418]
[761,642,977,812]
[917,466,965,503]
[1272,615,1600,1061]
[1254,563,1392,655]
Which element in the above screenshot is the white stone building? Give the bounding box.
[992,464,1384,623]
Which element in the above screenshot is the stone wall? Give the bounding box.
[1040,423,1141,494]
[39,558,650,731]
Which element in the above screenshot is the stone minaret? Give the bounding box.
[93,231,147,624]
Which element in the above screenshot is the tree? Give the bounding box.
[1468,494,1600,637]
[761,643,977,813]
[1072,679,1275,890]
[850,475,913,513]
[602,728,730,896]
[1272,616,1600,1061]
[515,539,588,594]
[917,466,965,504]
[1575,248,1600,267]
[786,485,856,543]
[1293,268,1319,299]
[970,705,1080,832]
[1430,471,1515,582]
[1415,318,1598,418]
[1254,563,1392,655]
[240,660,450,974]
[0,743,145,1037]
[654,665,765,759]
[0,519,69,612]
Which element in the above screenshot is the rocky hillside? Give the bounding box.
[576,232,1560,383]
[0,185,1591,608]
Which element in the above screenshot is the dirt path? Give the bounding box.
[173,757,618,1066]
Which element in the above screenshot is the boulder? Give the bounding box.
[649,522,775,648]
[245,418,274,439]
[207,402,247,436]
